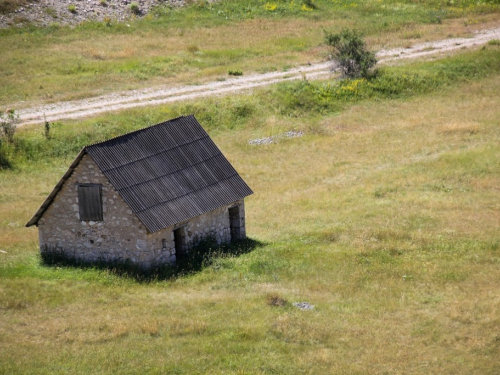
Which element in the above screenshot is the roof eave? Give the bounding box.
[25,148,87,227]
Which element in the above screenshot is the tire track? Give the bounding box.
[17,27,500,126]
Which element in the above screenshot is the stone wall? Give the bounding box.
[38,154,151,265]
[37,154,247,269]
[148,199,246,263]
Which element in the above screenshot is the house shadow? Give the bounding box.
[41,237,265,282]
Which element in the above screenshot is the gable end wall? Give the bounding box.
[38,154,150,265]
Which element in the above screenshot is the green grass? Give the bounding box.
[1,47,500,372]
[0,0,499,107]
[2,47,499,168]
[274,46,500,114]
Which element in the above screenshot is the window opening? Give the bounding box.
[78,184,103,221]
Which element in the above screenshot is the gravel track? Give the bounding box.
[16,26,500,126]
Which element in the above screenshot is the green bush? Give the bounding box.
[0,109,18,144]
[0,141,12,169]
[228,69,243,76]
[129,2,140,15]
[302,0,318,10]
[274,48,500,115]
[324,28,377,78]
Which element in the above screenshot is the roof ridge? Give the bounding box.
[84,115,190,149]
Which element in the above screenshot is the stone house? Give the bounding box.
[26,115,253,268]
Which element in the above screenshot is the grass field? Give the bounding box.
[0,0,499,108]
[1,42,500,373]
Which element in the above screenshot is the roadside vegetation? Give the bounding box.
[1,43,500,372]
[325,28,377,78]
[1,47,499,169]
[0,0,499,107]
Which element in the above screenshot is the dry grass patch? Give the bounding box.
[1,67,500,373]
[1,5,499,107]
[438,121,480,135]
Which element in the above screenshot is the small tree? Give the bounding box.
[44,114,51,140]
[324,28,377,78]
[0,109,19,144]
[0,109,18,169]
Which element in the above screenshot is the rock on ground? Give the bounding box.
[293,302,315,310]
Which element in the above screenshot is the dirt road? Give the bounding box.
[17,27,500,126]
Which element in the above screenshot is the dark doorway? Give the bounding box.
[173,227,185,260]
[229,206,241,242]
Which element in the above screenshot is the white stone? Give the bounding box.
[136,240,147,250]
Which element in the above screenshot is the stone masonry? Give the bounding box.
[38,154,246,269]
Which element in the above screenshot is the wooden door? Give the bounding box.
[229,206,241,241]
[174,227,184,259]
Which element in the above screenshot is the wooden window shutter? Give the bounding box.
[78,184,103,221]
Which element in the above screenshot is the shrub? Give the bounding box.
[187,44,199,53]
[0,109,18,144]
[264,2,277,11]
[0,109,18,169]
[129,2,140,15]
[228,70,243,76]
[302,0,317,10]
[0,143,10,169]
[324,28,377,78]
[68,4,77,14]
[267,294,289,307]
[44,118,51,140]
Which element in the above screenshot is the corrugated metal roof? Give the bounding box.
[27,115,253,232]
